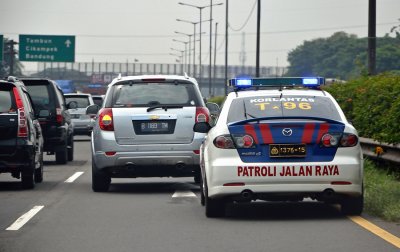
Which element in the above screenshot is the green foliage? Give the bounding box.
[325,73,400,144]
[207,96,226,106]
[364,159,400,221]
[286,32,400,80]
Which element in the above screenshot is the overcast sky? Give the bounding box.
[1,0,399,71]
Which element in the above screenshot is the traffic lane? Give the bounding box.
[1,170,399,252]
[0,139,90,230]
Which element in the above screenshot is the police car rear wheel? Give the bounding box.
[204,179,225,217]
[200,176,205,206]
[341,194,364,215]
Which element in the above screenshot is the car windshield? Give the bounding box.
[227,95,342,123]
[111,82,198,107]
[0,89,13,113]
[25,85,51,107]
[66,96,90,108]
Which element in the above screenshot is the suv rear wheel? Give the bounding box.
[21,160,35,189]
[92,162,111,192]
[67,135,74,161]
[56,144,68,164]
[34,153,44,183]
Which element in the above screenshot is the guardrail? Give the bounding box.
[360,137,400,165]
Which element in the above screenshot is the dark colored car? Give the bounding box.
[21,78,74,164]
[0,77,44,189]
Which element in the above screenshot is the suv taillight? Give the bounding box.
[56,107,63,124]
[196,107,210,123]
[99,108,114,131]
[12,87,28,138]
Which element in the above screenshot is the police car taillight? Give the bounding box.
[321,134,339,147]
[99,108,114,131]
[196,107,210,123]
[214,135,235,149]
[321,133,358,147]
[340,133,358,147]
[233,135,255,148]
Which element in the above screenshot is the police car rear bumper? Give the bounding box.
[206,149,363,199]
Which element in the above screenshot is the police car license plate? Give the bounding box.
[269,144,306,157]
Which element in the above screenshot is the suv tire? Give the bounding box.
[21,160,35,189]
[56,144,68,164]
[92,162,111,192]
[34,153,44,183]
[67,136,74,161]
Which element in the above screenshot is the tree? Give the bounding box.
[286,32,400,80]
[1,37,24,78]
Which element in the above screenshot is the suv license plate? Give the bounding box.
[141,122,169,133]
[269,144,306,157]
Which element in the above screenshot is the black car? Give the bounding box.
[22,78,74,164]
[0,77,44,189]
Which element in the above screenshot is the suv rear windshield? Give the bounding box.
[111,82,201,107]
[227,95,342,123]
[65,96,90,108]
[25,84,53,110]
[0,86,14,113]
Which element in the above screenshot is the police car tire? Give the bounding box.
[341,194,364,215]
[200,176,205,206]
[204,179,225,217]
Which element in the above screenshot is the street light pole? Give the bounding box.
[177,18,210,78]
[178,1,223,94]
[172,39,189,73]
[174,31,193,75]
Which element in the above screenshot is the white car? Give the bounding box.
[65,93,96,135]
[194,77,364,217]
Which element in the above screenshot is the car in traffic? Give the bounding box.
[92,95,105,107]
[91,75,210,192]
[22,78,75,164]
[64,93,97,136]
[194,77,364,217]
[0,77,44,189]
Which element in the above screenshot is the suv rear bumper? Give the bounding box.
[0,145,34,172]
[92,132,204,177]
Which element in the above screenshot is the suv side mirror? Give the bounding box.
[206,102,220,115]
[86,104,100,115]
[193,122,211,133]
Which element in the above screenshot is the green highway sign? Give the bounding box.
[19,34,75,62]
[0,35,3,62]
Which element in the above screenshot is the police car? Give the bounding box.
[194,77,364,217]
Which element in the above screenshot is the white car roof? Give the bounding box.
[109,75,198,86]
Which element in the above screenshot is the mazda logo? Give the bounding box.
[282,128,293,136]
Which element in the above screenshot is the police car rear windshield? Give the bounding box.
[111,82,201,107]
[227,95,341,123]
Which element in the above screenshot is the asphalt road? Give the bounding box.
[0,137,399,252]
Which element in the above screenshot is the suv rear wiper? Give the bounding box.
[147,105,184,112]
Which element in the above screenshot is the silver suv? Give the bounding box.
[91,75,210,192]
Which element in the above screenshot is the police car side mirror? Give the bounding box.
[193,122,211,133]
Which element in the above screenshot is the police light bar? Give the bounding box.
[229,77,325,89]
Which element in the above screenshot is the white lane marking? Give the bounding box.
[172,190,197,198]
[64,171,84,183]
[6,205,44,231]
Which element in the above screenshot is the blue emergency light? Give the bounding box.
[228,77,325,89]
